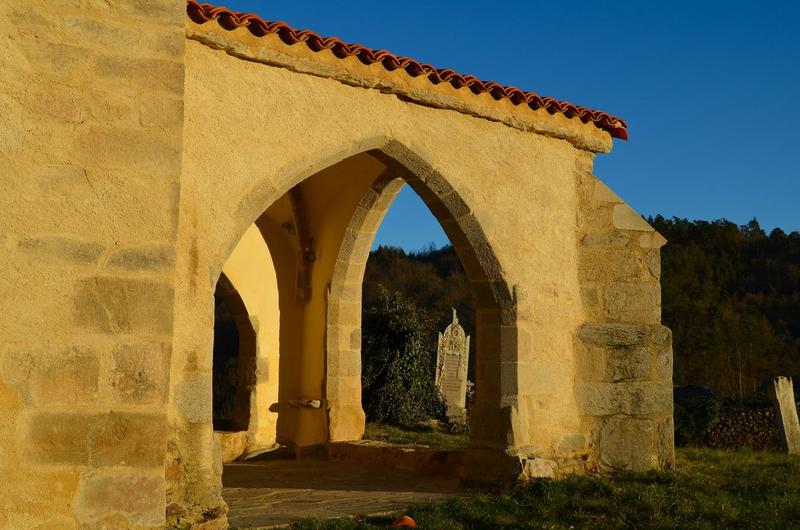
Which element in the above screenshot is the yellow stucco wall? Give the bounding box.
[180,33,582,422]
[220,224,280,450]
[173,33,591,501]
[292,155,388,445]
[220,155,385,450]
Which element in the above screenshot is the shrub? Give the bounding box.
[674,399,722,447]
[361,287,446,426]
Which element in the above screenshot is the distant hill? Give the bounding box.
[363,218,800,400]
[651,216,800,399]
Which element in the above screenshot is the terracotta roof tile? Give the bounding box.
[186,1,628,140]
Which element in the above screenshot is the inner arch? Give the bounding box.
[323,144,519,451]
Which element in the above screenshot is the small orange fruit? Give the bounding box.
[391,515,417,528]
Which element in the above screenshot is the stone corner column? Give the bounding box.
[575,159,675,473]
[462,317,535,485]
[326,399,366,442]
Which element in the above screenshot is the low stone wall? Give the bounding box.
[675,400,800,451]
[327,441,591,483]
[327,440,464,478]
[214,431,248,463]
[707,407,780,450]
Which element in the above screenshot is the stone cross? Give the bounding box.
[768,376,800,454]
[435,309,470,422]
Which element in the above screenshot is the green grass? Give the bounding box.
[362,422,469,450]
[292,448,800,529]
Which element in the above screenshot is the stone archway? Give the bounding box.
[169,136,527,524]
[212,272,256,434]
[206,220,283,465]
[163,16,673,524]
[169,139,389,524]
[210,139,524,459]
[324,144,524,463]
[325,172,404,442]
[1,2,676,528]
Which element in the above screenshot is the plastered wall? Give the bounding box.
[220,225,280,450]
[172,34,595,518]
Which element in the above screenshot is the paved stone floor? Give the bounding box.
[222,457,466,528]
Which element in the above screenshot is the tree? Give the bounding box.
[651,216,800,399]
[364,219,800,401]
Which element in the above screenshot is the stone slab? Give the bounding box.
[435,310,470,421]
[222,458,468,528]
[768,376,800,454]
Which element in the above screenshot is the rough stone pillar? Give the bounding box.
[768,376,800,454]
[326,175,403,442]
[0,0,185,528]
[574,152,675,472]
[168,201,229,524]
[462,297,532,483]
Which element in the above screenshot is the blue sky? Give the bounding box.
[221,0,800,250]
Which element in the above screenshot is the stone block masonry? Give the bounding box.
[575,152,674,472]
[0,0,186,528]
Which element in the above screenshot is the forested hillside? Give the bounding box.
[363,218,800,400]
[651,217,800,399]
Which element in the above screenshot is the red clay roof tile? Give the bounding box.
[186,1,629,140]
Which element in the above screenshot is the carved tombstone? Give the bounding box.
[435,309,470,422]
[768,376,800,454]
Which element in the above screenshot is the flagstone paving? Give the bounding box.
[222,457,467,528]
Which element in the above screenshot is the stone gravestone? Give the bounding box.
[768,376,800,454]
[435,309,470,422]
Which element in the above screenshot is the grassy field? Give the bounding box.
[293,447,800,529]
[363,422,469,450]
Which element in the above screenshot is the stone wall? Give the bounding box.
[0,3,674,526]
[575,152,675,471]
[0,0,185,528]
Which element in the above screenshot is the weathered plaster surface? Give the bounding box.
[172,35,592,514]
[185,22,614,154]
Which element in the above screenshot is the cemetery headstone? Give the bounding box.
[435,309,470,422]
[768,376,800,454]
